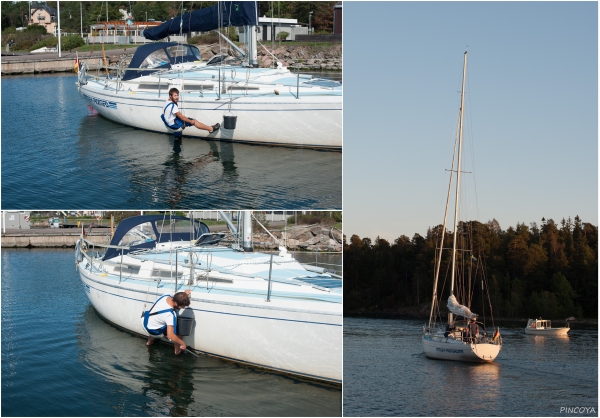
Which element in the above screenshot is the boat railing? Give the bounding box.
[91,62,339,99]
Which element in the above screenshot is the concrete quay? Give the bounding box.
[1,47,136,75]
[1,224,229,248]
[2,228,112,248]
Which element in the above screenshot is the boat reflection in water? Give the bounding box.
[421,358,501,404]
[76,115,341,208]
[77,305,342,416]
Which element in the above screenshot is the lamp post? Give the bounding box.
[69,11,72,53]
[308,11,313,35]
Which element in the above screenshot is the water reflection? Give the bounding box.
[74,115,341,208]
[344,318,597,417]
[77,305,341,416]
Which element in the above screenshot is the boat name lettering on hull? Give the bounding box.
[83,93,117,109]
[436,348,464,354]
[84,283,91,294]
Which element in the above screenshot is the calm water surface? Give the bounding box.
[343,317,597,416]
[1,249,341,416]
[1,74,341,209]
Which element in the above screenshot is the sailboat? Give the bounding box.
[76,2,342,149]
[76,211,342,383]
[422,51,502,362]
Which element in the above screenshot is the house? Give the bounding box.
[29,2,57,35]
[239,17,308,43]
[333,2,342,35]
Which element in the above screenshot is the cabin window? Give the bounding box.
[154,218,200,238]
[140,49,170,69]
[166,45,202,61]
[118,222,157,246]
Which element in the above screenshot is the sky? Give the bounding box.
[343,1,598,242]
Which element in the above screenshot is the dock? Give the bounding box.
[1,225,227,248]
[1,48,136,75]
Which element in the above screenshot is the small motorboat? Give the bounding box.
[524,318,573,335]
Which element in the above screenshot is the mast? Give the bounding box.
[449,50,467,325]
[428,139,457,329]
[241,211,254,252]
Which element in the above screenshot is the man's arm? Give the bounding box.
[166,325,186,349]
[175,111,195,125]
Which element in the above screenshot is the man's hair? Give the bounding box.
[173,292,190,307]
[169,87,179,97]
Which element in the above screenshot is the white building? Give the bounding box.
[239,17,308,43]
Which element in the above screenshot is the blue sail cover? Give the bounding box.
[103,215,210,260]
[144,1,257,41]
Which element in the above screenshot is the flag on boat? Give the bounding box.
[74,55,79,73]
[447,294,477,319]
[143,1,257,40]
[492,328,500,342]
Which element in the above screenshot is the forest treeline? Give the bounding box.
[344,216,598,320]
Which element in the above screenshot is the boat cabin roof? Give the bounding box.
[122,43,203,81]
[103,215,210,260]
[527,318,552,327]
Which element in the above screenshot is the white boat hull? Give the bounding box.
[524,327,569,335]
[422,334,501,362]
[78,265,342,383]
[79,82,342,149]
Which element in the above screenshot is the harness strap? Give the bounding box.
[162,102,182,130]
[142,294,178,335]
[163,101,176,116]
[146,294,170,315]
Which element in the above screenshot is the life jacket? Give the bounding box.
[161,102,180,130]
[141,294,177,336]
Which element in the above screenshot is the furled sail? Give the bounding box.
[144,2,257,40]
[447,294,477,319]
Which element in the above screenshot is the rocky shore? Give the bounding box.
[254,224,343,252]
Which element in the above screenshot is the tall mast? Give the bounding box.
[449,50,467,324]
[428,138,458,329]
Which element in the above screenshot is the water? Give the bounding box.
[1,248,341,416]
[343,317,598,416]
[1,74,341,209]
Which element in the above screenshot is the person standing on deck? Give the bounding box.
[468,318,479,342]
[163,88,220,134]
[143,289,192,355]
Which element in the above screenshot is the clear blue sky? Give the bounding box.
[343,1,598,242]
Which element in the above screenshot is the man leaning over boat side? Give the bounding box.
[163,88,220,135]
[144,289,191,355]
